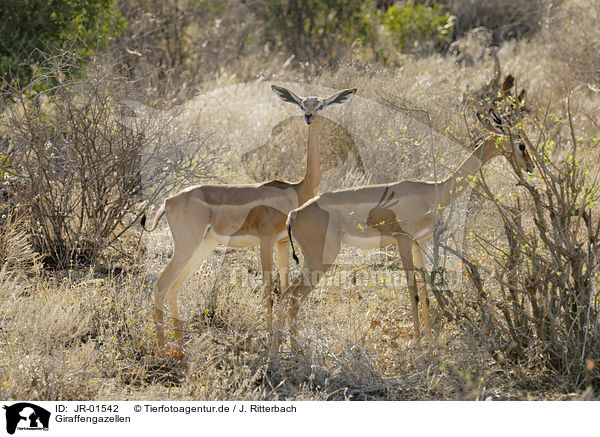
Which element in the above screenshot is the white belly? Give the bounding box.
[341,233,396,249]
[205,229,289,248]
[206,229,260,247]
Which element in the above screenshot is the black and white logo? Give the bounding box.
[3,403,50,434]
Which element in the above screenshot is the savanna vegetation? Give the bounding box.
[1,0,599,400]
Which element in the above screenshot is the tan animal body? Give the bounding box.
[281,111,534,348]
[143,85,357,356]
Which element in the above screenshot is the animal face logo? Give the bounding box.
[3,403,50,434]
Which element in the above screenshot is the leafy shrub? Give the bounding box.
[383,2,455,53]
[249,0,456,66]
[0,0,125,85]
[249,0,375,66]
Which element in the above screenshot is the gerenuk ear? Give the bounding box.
[477,110,507,136]
[271,85,304,108]
[323,88,357,106]
[489,108,509,134]
[501,74,515,95]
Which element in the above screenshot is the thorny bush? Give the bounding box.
[0,51,217,268]
[439,99,600,391]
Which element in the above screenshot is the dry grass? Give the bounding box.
[1,236,593,400]
[0,247,542,400]
[1,0,600,401]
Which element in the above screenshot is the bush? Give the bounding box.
[383,2,455,54]
[441,104,600,390]
[249,1,457,66]
[545,0,600,85]
[249,0,375,67]
[0,0,125,85]
[440,0,546,44]
[0,51,216,268]
[113,0,249,98]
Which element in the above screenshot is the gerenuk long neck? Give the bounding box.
[296,116,321,205]
[439,136,503,207]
